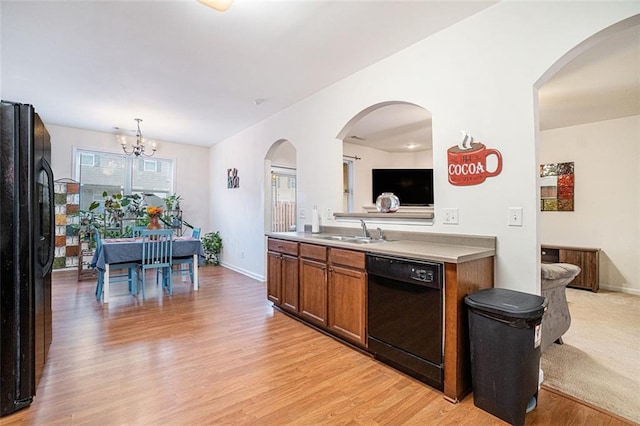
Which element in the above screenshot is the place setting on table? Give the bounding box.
[92,233,205,303]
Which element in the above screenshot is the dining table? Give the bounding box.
[92,235,205,303]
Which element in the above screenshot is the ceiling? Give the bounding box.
[1,0,497,147]
[3,2,637,153]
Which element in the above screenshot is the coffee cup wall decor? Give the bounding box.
[447,131,503,186]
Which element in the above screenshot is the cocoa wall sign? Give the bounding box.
[447,131,502,186]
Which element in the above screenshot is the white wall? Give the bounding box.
[344,141,433,212]
[47,124,210,234]
[209,2,640,293]
[271,141,296,168]
[540,115,640,294]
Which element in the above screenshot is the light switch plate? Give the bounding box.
[443,208,459,225]
[508,207,523,226]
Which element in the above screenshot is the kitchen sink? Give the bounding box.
[311,234,386,244]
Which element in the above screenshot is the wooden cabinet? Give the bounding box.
[443,257,494,403]
[267,239,299,307]
[266,236,494,403]
[267,251,282,305]
[299,243,328,327]
[541,245,600,292]
[328,249,366,346]
[280,255,299,313]
[267,238,367,348]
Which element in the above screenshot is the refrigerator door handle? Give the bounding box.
[40,158,55,274]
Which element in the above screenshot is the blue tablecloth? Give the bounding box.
[92,236,205,271]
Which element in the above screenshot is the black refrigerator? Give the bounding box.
[0,101,54,416]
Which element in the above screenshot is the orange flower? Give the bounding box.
[146,206,163,217]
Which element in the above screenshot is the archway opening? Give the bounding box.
[534,15,640,422]
[336,102,433,213]
[265,139,297,232]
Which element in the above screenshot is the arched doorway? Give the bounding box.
[336,102,433,213]
[265,139,297,232]
[534,15,640,422]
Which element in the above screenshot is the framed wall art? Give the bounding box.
[540,161,574,211]
[227,168,239,189]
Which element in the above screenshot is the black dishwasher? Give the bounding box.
[367,254,444,390]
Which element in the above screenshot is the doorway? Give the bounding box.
[265,139,297,232]
[535,17,640,421]
[271,168,296,232]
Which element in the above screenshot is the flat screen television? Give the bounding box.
[372,168,434,206]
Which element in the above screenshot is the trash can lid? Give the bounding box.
[464,288,547,319]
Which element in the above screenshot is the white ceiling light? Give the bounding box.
[119,118,157,157]
[197,0,234,12]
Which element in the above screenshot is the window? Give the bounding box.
[75,149,174,211]
[80,152,95,166]
[143,159,157,172]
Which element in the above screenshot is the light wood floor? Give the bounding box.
[0,267,630,425]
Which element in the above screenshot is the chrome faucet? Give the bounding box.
[360,219,370,238]
[377,227,384,241]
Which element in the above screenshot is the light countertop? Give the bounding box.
[266,231,495,264]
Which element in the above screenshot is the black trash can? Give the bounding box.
[464,288,547,426]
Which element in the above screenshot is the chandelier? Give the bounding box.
[119,118,157,157]
[197,0,233,12]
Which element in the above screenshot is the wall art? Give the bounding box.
[227,168,239,189]
[447,131,502,186]
[540,161,574,211]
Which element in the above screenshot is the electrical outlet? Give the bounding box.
[298,208,306,219]
[241,251,245,259]
[443,208,459,225]
[326,208,333,220]
[508,207,523,226]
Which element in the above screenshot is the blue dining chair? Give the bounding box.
[167,227,201,285]
[191,227,201,239]
[137,229,174,299]
[94,233,139,301]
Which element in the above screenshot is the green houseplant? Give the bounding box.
[163,193,182,211]
[201,231,223,265]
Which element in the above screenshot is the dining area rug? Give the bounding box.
[540,289,640,424]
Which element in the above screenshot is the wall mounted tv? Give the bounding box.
[372,168,434,206]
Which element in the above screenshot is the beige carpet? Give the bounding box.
[541,288,640,423]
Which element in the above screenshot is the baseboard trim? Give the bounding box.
[598,284,640,296]
[219,262,264,282]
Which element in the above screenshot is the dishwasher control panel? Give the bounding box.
[366,254,442,289]
[411,267,434,283]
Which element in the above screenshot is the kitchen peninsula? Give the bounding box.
[265,227,495,403]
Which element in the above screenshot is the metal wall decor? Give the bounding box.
[227,168,239,189]
[447,131,502,186]
[540,161,574,211]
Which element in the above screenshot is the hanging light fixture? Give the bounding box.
[119,118,157,157]
[197,0,233,12]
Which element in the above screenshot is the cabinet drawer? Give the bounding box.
[329,248,365,269]
[268,239,298,256]
[299,243,327,262]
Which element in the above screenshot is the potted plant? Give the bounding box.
[201,231,223,265]
[163,193,182,211]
